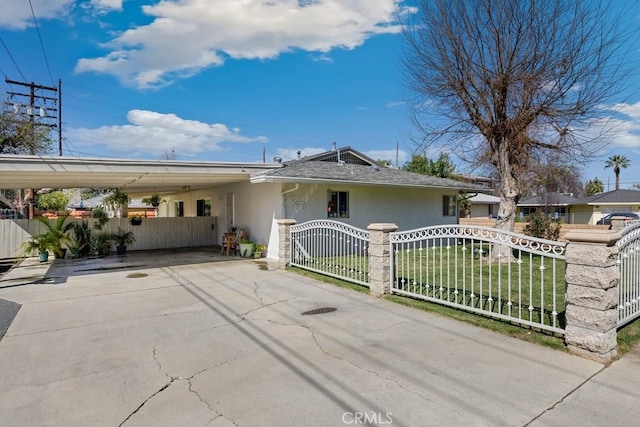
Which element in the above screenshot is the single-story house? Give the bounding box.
[468,193,500,218]
[157,147,489,252]
[516,189,640,224]
[67,195,157,218]
[572,189,640,224]
[517,192,580,223]
[0,147,489,255]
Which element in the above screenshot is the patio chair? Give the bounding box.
[226,229,246,256]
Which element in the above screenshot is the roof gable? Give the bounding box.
[288,146,377,166]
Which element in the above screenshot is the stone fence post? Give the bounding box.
[367,223,398,296]
[564,230,621,363]
[276,219,296,270]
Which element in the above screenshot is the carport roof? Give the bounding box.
[0,155,281,196]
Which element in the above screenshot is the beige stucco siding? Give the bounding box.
[282,183,460,230]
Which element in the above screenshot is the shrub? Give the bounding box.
[523,210,561,241]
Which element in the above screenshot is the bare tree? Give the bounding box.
[403,0,632,234]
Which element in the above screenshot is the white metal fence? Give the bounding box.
[290,220,370,287]
[617,222,640,328]
[390,225,567,334]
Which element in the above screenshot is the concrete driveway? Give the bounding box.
[0,249,638,426]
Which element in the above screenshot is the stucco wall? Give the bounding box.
[162,181,282,246]
[281,183,460,230]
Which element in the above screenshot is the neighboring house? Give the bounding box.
[517,192,580,223]
[516,189,640,224]
[468,193,500,218]
[67,195,156,218]
[572,189,640,225]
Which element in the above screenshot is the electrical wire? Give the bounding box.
[0,37,27,82]
[28,0,55,86]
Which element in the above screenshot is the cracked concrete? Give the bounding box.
[0,250,638,426]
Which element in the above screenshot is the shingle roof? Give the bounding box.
[252,148,488,192]
[518,193,580,206]
[575,189,640,204]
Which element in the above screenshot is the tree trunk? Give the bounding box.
[492,141,520,262]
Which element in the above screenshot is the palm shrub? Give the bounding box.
[69,220,92,257]
[112,228,135,247]
[37,213,73,258]
[21,234,53,257]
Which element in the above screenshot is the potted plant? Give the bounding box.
[238,238,254,258]
[92,206,109,229]
[36,213,73,259]
[112,227,135,255]
[142,193,164,217]
[91,232,113,256]
[253,244,267,258]
[21,234,53,262]
[69,220,93,257]
[130,216,143,225]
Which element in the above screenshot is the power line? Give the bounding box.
[28,0,54,86]
[0,37,27,82]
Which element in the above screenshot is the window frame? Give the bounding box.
[443,195,457,217]
[327,190,350,218]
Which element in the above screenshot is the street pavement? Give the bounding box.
[0,249,638,426]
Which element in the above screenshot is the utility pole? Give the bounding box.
[5,78,61,218]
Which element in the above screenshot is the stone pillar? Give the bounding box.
[367,223,398,296]
[564,230,621,363]
[276,219,296,270]
[610,217,627,232]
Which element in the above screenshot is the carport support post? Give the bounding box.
[367,223,398,296]
[277,219,297,269]
[564,230,620,363]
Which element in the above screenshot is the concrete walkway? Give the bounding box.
[0,249,638,426]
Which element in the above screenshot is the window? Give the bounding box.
[175,201,184,217]
[443,195,457,216]
[327,191,349,218]
[196,198,211,216]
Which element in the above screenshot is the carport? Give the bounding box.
[0,154,280,196]
[0,154,282,258]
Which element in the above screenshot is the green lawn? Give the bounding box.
[393,244,565,330]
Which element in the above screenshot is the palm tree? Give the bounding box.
[585,177,604,196]
[605,155,630,190]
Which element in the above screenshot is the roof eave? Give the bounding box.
[250,175,489,192]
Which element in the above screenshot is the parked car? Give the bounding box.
[596,212,639,225]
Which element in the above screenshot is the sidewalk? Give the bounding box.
[0,250,638,426]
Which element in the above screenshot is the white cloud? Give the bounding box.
[91,0,123,10]
[0,0,124,29]
[0,0,73,29]
[75,0,415,89]
[593,102,640,148]
[67,109,267,158]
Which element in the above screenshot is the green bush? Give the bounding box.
[523,210,561,241]
[36,191,68,212]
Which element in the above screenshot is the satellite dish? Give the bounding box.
[273,156,283,163]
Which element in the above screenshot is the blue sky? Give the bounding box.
[2,0,640,190]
